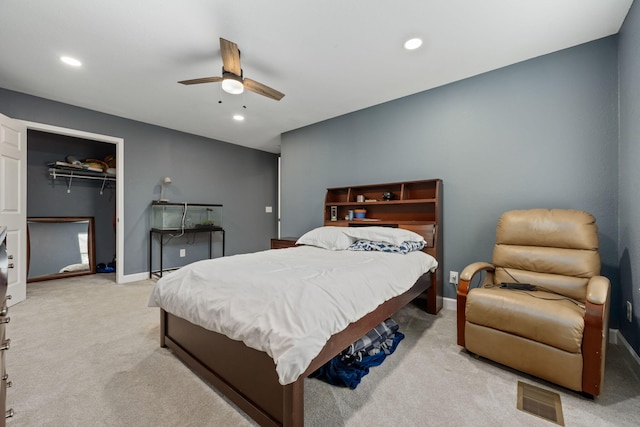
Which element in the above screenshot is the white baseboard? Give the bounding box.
[609,328,640,368]
[443,296,457,311]
[120,272,151,283]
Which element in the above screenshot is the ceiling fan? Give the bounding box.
[179,38,285,101]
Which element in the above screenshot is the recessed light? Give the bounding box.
[233,114,245,121]
[404,38,422,50]
[60,56,82,67]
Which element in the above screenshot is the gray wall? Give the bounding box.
[0,88,279,276]
[281,37,620,321]
[618,1,640,357]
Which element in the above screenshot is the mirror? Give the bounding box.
[27,217,96,282]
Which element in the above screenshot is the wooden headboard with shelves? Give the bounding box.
[324,178,443,312]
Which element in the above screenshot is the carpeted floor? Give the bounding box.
[5,274,640,426]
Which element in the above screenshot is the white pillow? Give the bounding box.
[296,226,354,250]
[343,226,425,246]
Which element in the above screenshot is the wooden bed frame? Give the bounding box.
[160,270,437,426]
[158,180,443,426]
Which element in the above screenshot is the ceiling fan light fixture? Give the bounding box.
[221,77,244,94]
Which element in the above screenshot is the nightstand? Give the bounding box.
[270,237,299,249]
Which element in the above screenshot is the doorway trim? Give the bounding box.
[20,120,125,284]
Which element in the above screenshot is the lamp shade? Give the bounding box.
[159,177,172,202]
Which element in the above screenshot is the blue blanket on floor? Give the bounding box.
[310,318,405,389]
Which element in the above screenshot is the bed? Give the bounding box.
[149,187,442,426]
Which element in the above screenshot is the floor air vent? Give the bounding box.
[517,381,565,426]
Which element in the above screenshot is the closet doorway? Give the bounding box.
[23,121,124,284]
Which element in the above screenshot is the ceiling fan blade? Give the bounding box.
[178,76,223,85]
[244,78,285,101]
[220,38,241,76]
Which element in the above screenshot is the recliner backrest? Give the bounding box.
[492,209,600,302]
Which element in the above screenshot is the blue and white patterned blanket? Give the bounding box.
[347,239,425,254]
[310,318,404,389]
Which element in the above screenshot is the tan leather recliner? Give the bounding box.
[456,209,610,397]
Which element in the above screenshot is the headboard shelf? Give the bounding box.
[328,198,437,206]
[324,178,443,312]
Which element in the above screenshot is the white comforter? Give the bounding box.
[148,246,438,385]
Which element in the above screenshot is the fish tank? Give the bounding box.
[151,202,223,230]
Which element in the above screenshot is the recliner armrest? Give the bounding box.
[461,262,495,282]
[586,276,610,305]
[457,262,495,347]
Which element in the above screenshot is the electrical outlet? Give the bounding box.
[627,301,633,322]
[449,271,459,285]
[179,249,186,258]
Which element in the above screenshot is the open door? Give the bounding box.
[0,113,26,305]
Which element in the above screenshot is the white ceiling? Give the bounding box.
[0,1,633,153]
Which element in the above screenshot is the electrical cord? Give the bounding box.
[170,202,188,238]
[163,203,188,245]
[490,267,585,309]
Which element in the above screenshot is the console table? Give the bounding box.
[149,227,225,278]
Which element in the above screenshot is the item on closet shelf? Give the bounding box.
[354,209,366,219]
[65,155,82,165]
[104,155,116,168]
[382,192,394,201]
[50,160,103,172]
[106,168,116,176]
[356,194,365,202]
[84,159,109,172]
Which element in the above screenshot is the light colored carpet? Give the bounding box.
[5,274,640,426]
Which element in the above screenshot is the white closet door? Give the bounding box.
[0,113,26,305]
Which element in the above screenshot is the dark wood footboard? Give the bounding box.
[160,270,436,427]
[163,311,298,426]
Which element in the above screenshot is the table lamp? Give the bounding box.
[159,177,172,203]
